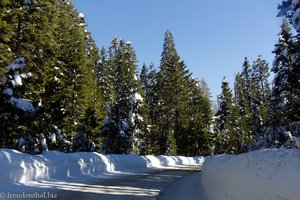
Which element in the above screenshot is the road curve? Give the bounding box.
[25,165,205,200]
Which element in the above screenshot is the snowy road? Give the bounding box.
[27,165,206,200]
[158,167,207,200]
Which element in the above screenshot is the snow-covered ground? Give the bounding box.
[0,148,204,191]
[201,149,300,200]
[3,148,299,200]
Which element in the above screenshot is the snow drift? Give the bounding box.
[201,149,300,200]
[0,149,203,186]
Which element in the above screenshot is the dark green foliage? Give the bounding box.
[0,0,105,153]
[153,31,212,156]
[0,0,13,73]
[182,79,213,156]
[223,56,271,151]
[277,0,293,19]
[234,73,252,149]
[215,78,242,154]
[234,73,251,138]
[139,63,158,155]
[278,0,300,123]
[250,56,270,138]
[100,39,148,154]
[0,58,36,152]
[153,31,183,155]
[266,18,294,146]
[231,56,270,150]
[0,1,242,156]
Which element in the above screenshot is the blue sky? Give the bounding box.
[72,0,282,99]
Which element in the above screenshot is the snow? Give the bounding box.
[0,149,203,188]
[222,77,229,83]
[20,72,32,79]
[292,8,300,32]
[295,137,300,148]
[54,76,59,82]
[8,58,25,71]
[2,88,13,96]
[10,97,35,113]
[134,92,143,102]
[13,72,23,87]
[4,148,299,200]
[201,149,300,200]
[78,13,85,18]
[2,58,35,113]
[293,0,300,8]
[25,0,32,4]
[39,133,48,151]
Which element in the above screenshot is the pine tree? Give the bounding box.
[199,78,211,99]
[101,39,145,154]
[278,0,300,137]
[234,73,252,150]
[240,57,252,104]
[250,56,270,140]
[153,30,209,156]
[0,0,60,150]
[277,0,293,19]
[101,39,119,153]
[185,79,213,156]
[139,63,158,154]
[153,31,183,155]
[0,0,13,73]
[0,0,106,153]
[140,64,148,99]
[144,63,157,123]
[28,0,68,138]
[0,58,35,152]
[124,42,148,154]
[59,2,83,134]
[215,77,242,154]
[78,27,105,151]
[235,56,271,149]
[97,47,112,103]
[285,1,300,126]
[267,18,294,147]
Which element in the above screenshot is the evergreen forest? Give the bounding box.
[0,0,299,156]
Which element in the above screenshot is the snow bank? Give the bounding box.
[0,150,111,185]
[201,149,300,200]
[144,155,204,167]
[0,149,203,186]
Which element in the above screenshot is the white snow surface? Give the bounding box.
[201,149,300,200]
[20,72,32,79]
[10,97,35,112]
[0,149,203,187]
[12,72,23,87]
[295,137,300,148]
[78,13,85,18]
[8,58,25,71]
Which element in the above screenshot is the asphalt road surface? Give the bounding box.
[158,166,207,200]
[5,165,206,200]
